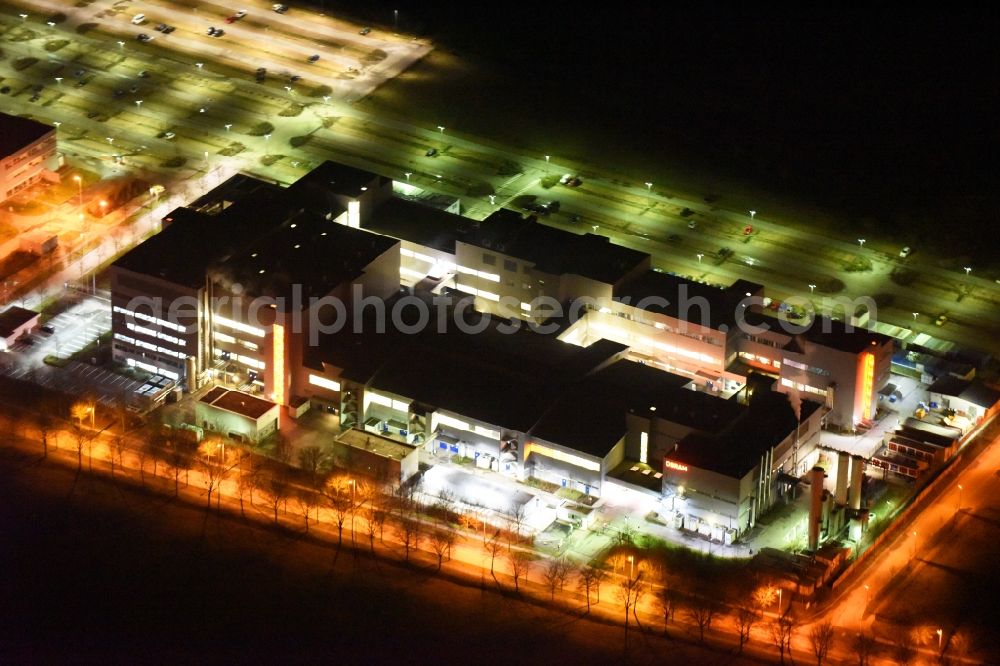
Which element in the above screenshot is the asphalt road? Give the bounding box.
[2,0,998,355]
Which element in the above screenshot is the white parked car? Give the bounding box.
[899,246,912,258]
[131,14,145,25]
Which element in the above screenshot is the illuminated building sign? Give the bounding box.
[664,460,688,472]
[861,351,874,420]
[272,322,285,405]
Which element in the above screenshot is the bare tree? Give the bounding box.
[297,445,327,488]
[267,475,289,525]
[578,565,604,612]
[296,489,319,533]
[136,443,148,486]
[507,502,527,539]
[485,532,504,580]
[37,411,54,459]
[111,434,127,479]
[542,557,566,601]
[70,423,88,471]
[685,595,719,644]
[371,508,387,544]
[364,507,379,553]
[735,604,759,653]
[656,583,678,635]
[328,493,351,548]
[400,517,421,563]
[890,627,917,665]
[508,550,532,591]
[430,529,456,570]
[235,451,258,516]
[942,628,971,663]
[616,573,645,649]
[770,613,796,665]
[809,620,835,666]
[852,631,877,666]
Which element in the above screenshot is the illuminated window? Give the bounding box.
[436,413,469,432]
[474,425,500,440]
[640,432,648,465]
[214,315,265,338]
[523,442,600,472]
[272,322,285,404]
[309,374,341,392]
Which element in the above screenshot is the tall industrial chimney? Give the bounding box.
[835,451,849,505]
[808,466,825,551]
[849,455,865,510]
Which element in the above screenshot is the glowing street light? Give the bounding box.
[117,40,125,49]
[264,134,271,142]
[696,253,703,263]
[284,85,292,93]
[437,125,445,134]
[488,194,496,205]
[106,137,114,145]
[73,175,82,209]
[404,172,411,181]
[18,13,27,20]
[626,554,634,579]
[645,181,653,191]
[53,121,61,128]
[809,283,817,293]
[54,77,63,85]
[863,583,870,606]
[936,628,943,652]
[323,95,331,103]
[224,123,232,131]
[196,62,204,70]
[912,312,919,321]
[749,210,756,220]
[858,238,866,248]
[958,483,963,511]
[135,99,143,109]
[964,266,972,275]
[911,530,918,558]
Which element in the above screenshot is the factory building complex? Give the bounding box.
[110,161,914,542]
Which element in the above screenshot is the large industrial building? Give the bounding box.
[109,160,905,541]
[0,112,58,203]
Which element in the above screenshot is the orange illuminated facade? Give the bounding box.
[860,351,874,420]
[272,322,285,405]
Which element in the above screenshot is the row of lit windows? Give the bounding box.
[126,357,179,381]
[782,357,831,377]
[365,390,410,413]
[114,333,187,359]
[213,315,265,338]
[126,321,185,347]
[524,441,601,472]
[780,377,827,397]
[739,351,781,368]
[308,374,341,392]
[456,265,500,283]
[455,283,501,302]
[113,305,189,333]
[214,331,259,351]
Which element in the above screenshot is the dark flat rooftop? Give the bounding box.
[615,271,757,330]
[364,196,474,253]
[0,112,52,157]
[199,387,276,420]
[287,160,385,200]
[669,393,823,478]
[465,210,649,285]
[745,311,892,355]
[0,306,38,337]
[221,211,398,302]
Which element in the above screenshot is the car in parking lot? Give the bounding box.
[29,92,40,102]
[425,147,438,157]
[935,313,948,327]
[359,26,371,35]
[113,89,124,98]
[131,14,146,25]
[899,246,912,258]
[687,219,697,229]
[289,74,301,82]
[157,130,176,139]
[138,70,150,78]
[559,174,582,187]
[272,3,288,13]
[308,54,320,63]
[40,324,55,335]
[136,33,152,42]
[208,27,224,36]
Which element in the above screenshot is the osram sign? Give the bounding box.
[664,459,688,472]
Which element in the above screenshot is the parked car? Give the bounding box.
[136,33,152,42]
[899,246,912,258]
[935,313,948,327]
[425,147,438,157]
[131,14,146,25]
[272,4,288,13]
[559,174,582,187]
[308,54,320,63]
[39,324,55,335]
[138,70,150,78]
[154,23,168,31]
[236,9,248,18]
[687,219,697,229]
[359,26,371,35]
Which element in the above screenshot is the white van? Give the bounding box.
[131,14,145,25]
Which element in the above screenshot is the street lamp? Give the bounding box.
[404,172,411,181]
[645,181,653,191]
[863,584,870,606]
[264,134,271,142]
[544,154,550,174]
[809,283,816,293]
[911,530,917,558]
[53,121,61,129]
[858,238,866,248]
[196,62,204,71]
[936,628,943,652]
[323,95,331,104]
[626,554,634,579]
[117,40,125,49]
[749,210,756,220]
[964,266,972,275]
[284,85,292,93]
[135,100,143,109]
[394,8,399,29]
[437,125,445,134]
[488,194,496,205]
[54,77,63,85]
[696,253,703,263]
[106,137,114,145]
[18,13,27,20]
[99,200,107,217]
[73,175,82,210]
[958,484,963,511]
[224,123,232,131]
[912,312,919,321]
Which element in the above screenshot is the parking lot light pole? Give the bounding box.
[696,253,703,263]
[645,181,652,191]
[858,238,866,248]
[809,284,816,293]
[749,210,756,220]
[964,266,972,275]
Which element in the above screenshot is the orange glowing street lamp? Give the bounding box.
[73,174,82,208]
